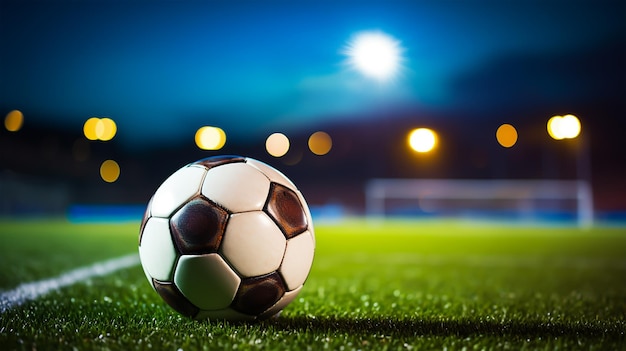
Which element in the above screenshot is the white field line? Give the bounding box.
[0,253,139,313]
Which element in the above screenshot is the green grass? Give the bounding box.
[1,219,625,350]
[0,220,138,290]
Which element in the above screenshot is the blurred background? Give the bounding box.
[1,0,624,223]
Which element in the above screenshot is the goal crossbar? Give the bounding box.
[365,179,593,227]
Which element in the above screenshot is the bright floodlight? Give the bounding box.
[408,128,437,153]
[548,114,581,140]
[83,117,117,141]
[344,31,404,81]
[560,114,581,139]
[195,126,226,150]
[97,118,117,141]
[266,133,290,157]
[84,117,100,140]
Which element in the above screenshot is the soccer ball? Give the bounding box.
[138,155,315,321]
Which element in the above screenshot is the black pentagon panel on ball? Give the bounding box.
[264,183,308,239]
[153,279,199,318]
[190,155,246,170]
[170,197,229,255]
[232,272,286,316]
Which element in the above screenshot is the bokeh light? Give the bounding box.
[266,133,290,157]
[308,131,332,155]
[97,118,117,141]
[496,123,518,148]
[560,114,581,139]
[408,128,437,153]
[195,126,226,150]
[344,31,404,81]
[548,114,581,140]
[84,117,117,141]
[547,116,564,140]
[4,110,24,132]
[100,160,120,183]
[84,117,100,140]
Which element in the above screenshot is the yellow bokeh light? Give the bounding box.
[83,117,100,140]
[97,118,117,141]
[547,115,565,140]
[308,131,332,155]
[408,128,437,153]
[100,160,120,183]
[560,114,581,139]
[4,110,24,132]
[84,117,100,140]
[84,117,117,141]
[195,126,226,150]
[496,123,518,148]
[548,114,581,140]
[266,133,290,157]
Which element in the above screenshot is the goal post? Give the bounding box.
[365,179,593,227]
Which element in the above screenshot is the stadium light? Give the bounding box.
[98,118,117,141]
[408,128,437,153]
[343,31,404,82]
[83,117,117,141]
[84,117,100,140]
[195,126,226,150]
[100,159,120,183]
[560,114,581,139]
[308,131,332,155]
[547,114,581,140]
[546,113,591,226]
[266,133,290,157]
[4,110,24,132]
[496,123,518,148]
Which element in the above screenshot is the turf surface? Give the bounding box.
[0,219,624,350]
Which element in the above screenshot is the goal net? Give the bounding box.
[365,179,593,227]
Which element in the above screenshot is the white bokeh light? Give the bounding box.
[408,128,437,153]
[547,114,581,140]
[344,31,404,82]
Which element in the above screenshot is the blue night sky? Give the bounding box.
[1,0,624,148]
